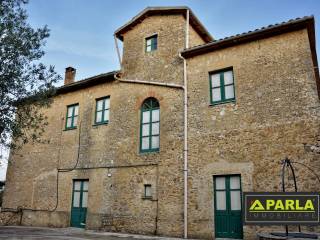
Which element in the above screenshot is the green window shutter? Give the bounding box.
[65,104,79,130]
[95,97,110,125]
[140,98,160,153]
[209,68,235,105]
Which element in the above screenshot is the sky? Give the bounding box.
[0,0,319,180]
[25,0,320,82]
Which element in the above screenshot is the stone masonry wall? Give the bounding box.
[3,11,210,237]
[2,10,319,240]
[3,81,185,236]
[121,14,205,85]
[186,29,320,239]
[2,11,211,237]
[121,14,185,85]
[189,24,206,47]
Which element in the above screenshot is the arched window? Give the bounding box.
[140,98,160,152]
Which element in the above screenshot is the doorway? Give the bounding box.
[213,175,243,239]
[70,180,89,228]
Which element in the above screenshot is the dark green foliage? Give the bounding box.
[0,0,61,150]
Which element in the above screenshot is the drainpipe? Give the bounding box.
[182,9,189,239]
[114,34,122,67]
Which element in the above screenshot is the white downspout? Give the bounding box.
[183,9,189,239]
[114,34,122,67]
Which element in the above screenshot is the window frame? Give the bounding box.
[209,67,235,105]
[144,184,152,199]
[71,179,89,208]
[214,175,242,211]
[145,34,158,52]
[213,174,243,238]
[94,96,110,125]
[140,98,160,153]
[65,104,79,130]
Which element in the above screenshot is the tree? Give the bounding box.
[0,0,60,151]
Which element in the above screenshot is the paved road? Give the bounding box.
[0,226,179,240]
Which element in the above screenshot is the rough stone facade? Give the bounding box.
[3,81,185,236]
[186,29,320,239]
[2,7,320,240]
[122,14,185,85]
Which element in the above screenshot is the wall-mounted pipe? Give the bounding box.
[183,9,189,239]
[114,35,122,67]
[114,73,184,89]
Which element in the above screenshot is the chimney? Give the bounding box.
[64,67,76,85]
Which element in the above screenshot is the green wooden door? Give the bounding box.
[71,180,88,228]
[214,175,243,239]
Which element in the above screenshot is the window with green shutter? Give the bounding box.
[210,68,235,105]
[140,98,160,153]
[65,104,79,130]
[95,97,110,125]
[145,35,157,52]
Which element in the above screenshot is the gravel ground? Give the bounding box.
[0,226,188,240]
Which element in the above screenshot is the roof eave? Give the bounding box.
[181,16,320,100]
[181,16,315,58]
[56,71,118,95]
[114,6,213,43]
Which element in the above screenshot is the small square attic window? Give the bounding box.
[144,184,152,198]
[145,35,157,52]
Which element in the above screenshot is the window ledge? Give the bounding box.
[63,127,77,131]
[146,50,157,53]
[142,196,153,200]
[139,149,160,155]
[92,121,109,127]
[209,100,236,107]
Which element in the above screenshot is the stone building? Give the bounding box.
[2,6,320,240]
